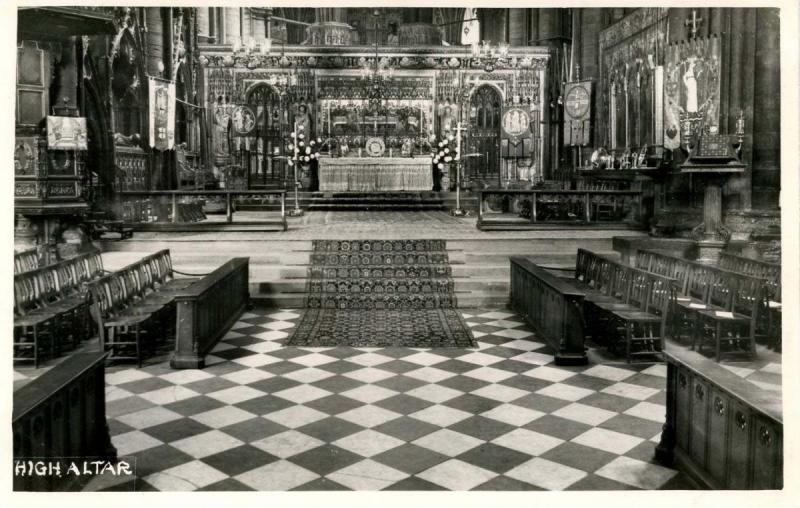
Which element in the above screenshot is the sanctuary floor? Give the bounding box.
[14,306,778,492]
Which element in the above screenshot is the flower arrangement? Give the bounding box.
[430,132,459,170]
[287,125,322,167]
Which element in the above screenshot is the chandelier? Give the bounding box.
[470,40,510,73]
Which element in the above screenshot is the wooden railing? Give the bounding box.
[171,257,250,369]
[113,190,288,230]
[477,189,644,229]
[656,348,782,489]
[13,352,116,491]
[509,256,587,365]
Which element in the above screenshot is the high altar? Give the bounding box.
[199,40,549,191]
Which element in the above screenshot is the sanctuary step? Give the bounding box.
[308,192,445,211]
[99,227,640,310]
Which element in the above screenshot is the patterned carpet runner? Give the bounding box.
[287,239,476,347]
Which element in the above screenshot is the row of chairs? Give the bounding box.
[719,251,780,300]
[571,249,675,362]
[87,250,197,367]
[635,250,767,361]
[14,248,40,275]
[14,251,106,368]
[175,202,207,223]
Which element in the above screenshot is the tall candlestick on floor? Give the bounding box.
[289,120,303,216]
[451,122,468,216]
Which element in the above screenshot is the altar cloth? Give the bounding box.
[319,157,433,192]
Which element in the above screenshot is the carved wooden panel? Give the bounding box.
[16,41,48,127]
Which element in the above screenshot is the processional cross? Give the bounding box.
[684,10,704,39]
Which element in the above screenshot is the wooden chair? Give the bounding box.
[605,272,672,362]
[89,274,159,368]
[692,273,762,361]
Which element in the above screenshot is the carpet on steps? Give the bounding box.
[287,239,476,348]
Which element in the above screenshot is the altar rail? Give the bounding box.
[114,190,287,231]
[171,257,250,369]
[509,257,587,365]
[477,189,644,230]
[656,348,782,489]
[13,352,116,491]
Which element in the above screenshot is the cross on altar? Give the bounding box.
[684,10,703,39]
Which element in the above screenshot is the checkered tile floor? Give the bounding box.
[18,308,703,491]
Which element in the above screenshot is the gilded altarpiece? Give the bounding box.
[198,45,549,189]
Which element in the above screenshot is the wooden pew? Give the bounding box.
[13,251,106,367]
[635,249,767,361]
[13,352,116,491]
[509,257,587,365]
[171,258,250,369]
[14,248,39,274]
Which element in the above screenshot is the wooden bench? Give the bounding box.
[171,257,250,369]
[569,249,675,362]
[14,248,40,274]
[13,352,116,491]
[635,250,766,361]
[88,249,198,367]
[14,251,107,367]
[509,257,587,365]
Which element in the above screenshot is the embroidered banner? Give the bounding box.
[148,77,176,151]
[663,36,722,149]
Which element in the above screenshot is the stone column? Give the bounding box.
[508,9,527,46]
[224,7,241,44]
[145,7,164,76]
[57,37,79,109]
[578,9,603,80]
[751,8,780,208]
[196,7,210,43]
[307,7,352,45]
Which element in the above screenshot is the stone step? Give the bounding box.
[250,293,307,308]
[456,293,509,309]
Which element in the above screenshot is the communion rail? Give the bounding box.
[113,190,287,231]
[477,189,644,230]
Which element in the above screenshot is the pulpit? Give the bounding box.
[679,132,747,263]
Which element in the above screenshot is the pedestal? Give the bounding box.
[679,162,746,261]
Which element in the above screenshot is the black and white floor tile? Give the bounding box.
[17,308,715,491]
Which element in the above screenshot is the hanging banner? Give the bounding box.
[563,81,593,147]
[461,8,479,45]
[148,77,176,151]
[663,36,721,150]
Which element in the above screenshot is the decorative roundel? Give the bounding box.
[231,105,256,135]
[565,84,590,119]
[501,107,531,137]
[365,137,386,157]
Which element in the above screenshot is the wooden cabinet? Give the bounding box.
[657,349,782,489]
